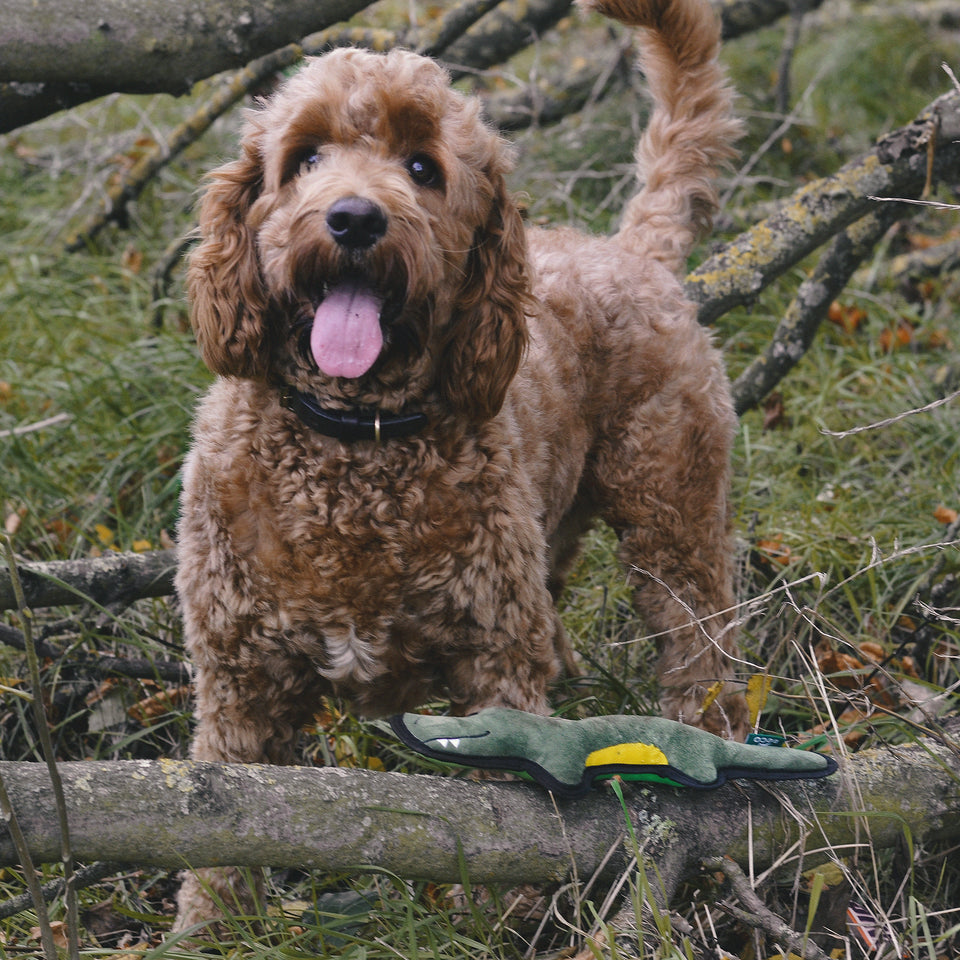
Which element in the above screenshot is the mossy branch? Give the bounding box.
[729,204,904,414]
[685,89,960,324]
[1,735,958,905]
[2,0,820,133]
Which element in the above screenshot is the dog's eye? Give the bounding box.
[301,150,323,170]
[406,154,441,188]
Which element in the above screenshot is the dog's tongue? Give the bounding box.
[310,283,384,378]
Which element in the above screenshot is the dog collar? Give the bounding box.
[279,386,427,443]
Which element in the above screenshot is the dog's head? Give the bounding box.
[189,47,531,421]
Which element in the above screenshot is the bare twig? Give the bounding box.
[820,387,960,438]
[867,195,960,210]
[773,0,809,116]
[0,412,73,439]
[704,855,831,960]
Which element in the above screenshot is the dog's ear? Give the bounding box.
[440,179,531,422]
[188,142,271,379]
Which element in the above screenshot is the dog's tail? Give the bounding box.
[579,0,741,274]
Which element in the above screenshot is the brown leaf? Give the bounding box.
[127,685,191,726]
[121,244,143,274]
[755,534,794,566]
[762,391,788,430]
[857,641,886,663]
[4,506,26,536]
[878,319,914,353]
[934,504,958,525]
[817,649,865,687]
[29,921,69,949]
[828,300,867,334]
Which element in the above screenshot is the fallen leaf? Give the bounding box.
[121,244,143,274]
[878,319,914,353]
[857,641,886,663]
[745,673,772,728]
[95,523,116,546]
[699,679,725,715]
[4,506,26,535]
[755,535,794,566]
[828,301,867,334]
[29,921,69,949]
[934,504,958,525]
[762,391,788,430]
[817,649,866,687]
[128,685,190,725]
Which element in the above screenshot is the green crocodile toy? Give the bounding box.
[388,707,837,798]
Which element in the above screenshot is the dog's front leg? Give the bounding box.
[172,647,324,938]
[441,585,566,718]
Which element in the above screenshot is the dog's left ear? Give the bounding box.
[440,179,531,422]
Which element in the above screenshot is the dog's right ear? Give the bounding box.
[188,142,271,379]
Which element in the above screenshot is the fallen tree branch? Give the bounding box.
[0,549,176,611]
[1,736,957,903]
[730,203,904,414]
[414,0,508,58]
[0,0,374,99]
[716,0,824,40]
[886,235,960,281]
[0,620,188,683]
[1,0,823,134]
[687,89,960,324]
[0,861,122,921]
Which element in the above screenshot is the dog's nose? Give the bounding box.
[326,196,388,249]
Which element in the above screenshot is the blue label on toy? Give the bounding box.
[746,732,786,747]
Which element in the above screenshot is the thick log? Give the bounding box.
[1,736,957,899]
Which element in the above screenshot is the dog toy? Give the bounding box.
[388,707,837,798]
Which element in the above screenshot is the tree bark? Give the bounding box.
[0,0,373,93]
[1,736,957,900]
[0,0,824,133]
[0,549,176,611]
[730,203,904,414]
[686,89,960,324]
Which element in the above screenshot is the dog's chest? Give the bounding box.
[241,433,525,615]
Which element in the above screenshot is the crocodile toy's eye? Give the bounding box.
[406,154,442,188]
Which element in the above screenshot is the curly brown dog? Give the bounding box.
[174,0,746,931]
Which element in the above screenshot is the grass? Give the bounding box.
[1,0,960,956]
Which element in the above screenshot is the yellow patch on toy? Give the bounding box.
[585,741,668,767]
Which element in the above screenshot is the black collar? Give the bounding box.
[279,386,427,443]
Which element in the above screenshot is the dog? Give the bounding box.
[173,0,746,931]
